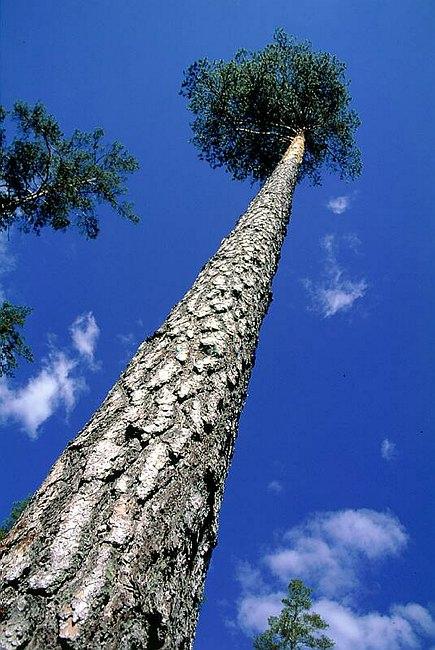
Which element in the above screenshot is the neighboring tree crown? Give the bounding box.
[253,579,334,650]
[0,101,139,238]
[181,29,361,184]
[0,102,140,376]
[0,302,33,377]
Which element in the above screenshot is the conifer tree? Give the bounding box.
[254,580,334,650]
[0,302,33,377]
[0,32,360,648]
[0,101,139,376]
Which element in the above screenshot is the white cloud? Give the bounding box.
[0,351,85,438]
[237,562,268,594]
[392,603,435,636]
[319,509,407,558]
[319,284,367,317]
[304,234,367,317]
[237,592,282,634]
[70,312,100,365]
[267,480,283,494]
[0,312,101,438]
[314,599,435,650]
[327,195,351,214]
[234,509,434,649]
[238,594,435,648]
[265,509,407,597]
[381,438,396,461]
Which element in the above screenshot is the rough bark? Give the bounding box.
[0,133,305,649]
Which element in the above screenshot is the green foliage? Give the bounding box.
[181,29,361,184]
[0,101,139,375]
[0,301,32,377]
[253,580,334,650]
[0,101,139,238]
[0,497,31,541]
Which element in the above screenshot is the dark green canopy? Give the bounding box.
[181,29,361,185]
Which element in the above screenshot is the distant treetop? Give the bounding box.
[254,579,334,650]
[181,29,361,185]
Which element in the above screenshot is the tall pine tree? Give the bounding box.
[0,32,360,648]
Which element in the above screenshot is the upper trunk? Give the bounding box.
[0,133,305,649]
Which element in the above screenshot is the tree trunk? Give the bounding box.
[0,133,305,649]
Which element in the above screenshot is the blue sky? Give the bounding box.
[1,1,434,648]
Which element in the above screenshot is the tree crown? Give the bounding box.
[0,101,139,237]
[253,579,334,650]
[181,30,361,184]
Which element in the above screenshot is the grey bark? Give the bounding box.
[0,133,305,649]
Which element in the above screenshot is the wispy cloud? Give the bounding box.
[267,480,283,494]
[314,599,435,650]
[237,591,283,634]
[0,313,101,438]
[117,331,139,362]
[70,312,100,365]
[264,509,407,598]
[237,562,269,594]
[304,234,367,318]
[381,438,397,461]
[327,195,351,215]
[117,332,136,348]
[0,352,84,439]
[234,509,434,649]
